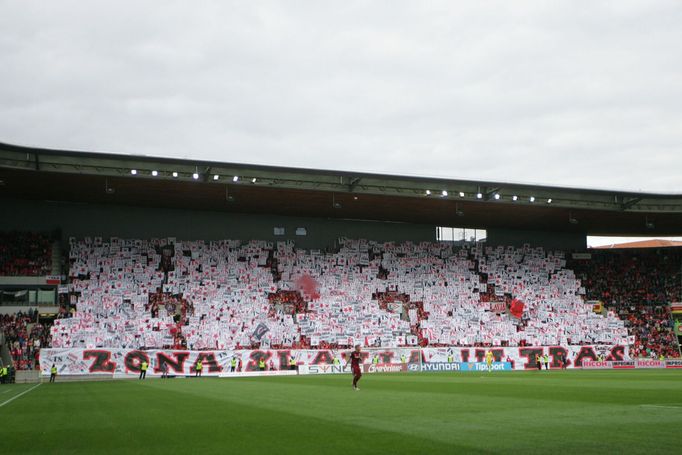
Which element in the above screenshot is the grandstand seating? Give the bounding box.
[0,231,53,276]
[572,249,682,306]
[571,249,682,358]
[49,237,635,353]
[0,310,47,370]
[617,305,678,358]
[0,234,675,365]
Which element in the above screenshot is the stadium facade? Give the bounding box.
[1,141,682,251]
[1,141,681,378]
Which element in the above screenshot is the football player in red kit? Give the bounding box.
[348,344,363,391]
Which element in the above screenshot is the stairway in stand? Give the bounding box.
[50,240,62,276]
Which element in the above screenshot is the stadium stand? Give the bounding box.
[616,305,678,358]
[571,249,682,306]
[0,231,53,276]
[50,237,633,353]
[570,248,682,358]
[0,232,677,364]
[0,310,49,370]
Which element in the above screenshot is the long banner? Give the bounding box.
[419,362,513,372]
[298,363,410,375]
[40,345,629,376]
[581,359,682,369]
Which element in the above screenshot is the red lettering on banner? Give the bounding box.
[45,345,636,376]
[124,350,150,373]
[549,346,568,368]
[574,346,597,367]
[582,361,610,368]
[408,350,421,365]
[379,351,395,364]
[341,351,370,364]
[490,349,504,362]
[612,362,635,369]
[606,345,625,362]
[519,348,544,370]
[247,350,272,371]
[474,349,486,363]
[312,350,334,365]
[277,350,291,369]
[83,350,117,373]
[193,352,223,373]
[155,351,189,374]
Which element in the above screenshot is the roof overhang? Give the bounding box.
[1,141,681,235]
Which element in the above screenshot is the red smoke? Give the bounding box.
[295,274,320,300]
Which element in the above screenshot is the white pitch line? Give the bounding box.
[0,383,41,408]
[640,404,682,410]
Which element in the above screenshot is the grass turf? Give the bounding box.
[2,370,682,454]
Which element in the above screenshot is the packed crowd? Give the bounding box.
[617,305,679,358]
[1,310,51,370]
[48,237,632,352]
[0,232,678,371]
[572,249,682,305]
[571,249,682,358]
[0,231,53,276]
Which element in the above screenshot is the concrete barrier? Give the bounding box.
[16,370,40,384]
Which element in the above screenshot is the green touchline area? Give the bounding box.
[2,370,682,454]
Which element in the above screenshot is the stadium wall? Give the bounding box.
[0,198,435,249]
[0,305,39,315]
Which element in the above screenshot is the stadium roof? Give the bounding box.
[1,141,682,235]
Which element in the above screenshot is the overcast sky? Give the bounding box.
[1,1,681,193]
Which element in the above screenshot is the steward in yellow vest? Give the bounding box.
[139,361,148,380]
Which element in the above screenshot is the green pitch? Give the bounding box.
[2,370,682,454]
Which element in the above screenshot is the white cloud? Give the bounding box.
[1,1,681,192]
